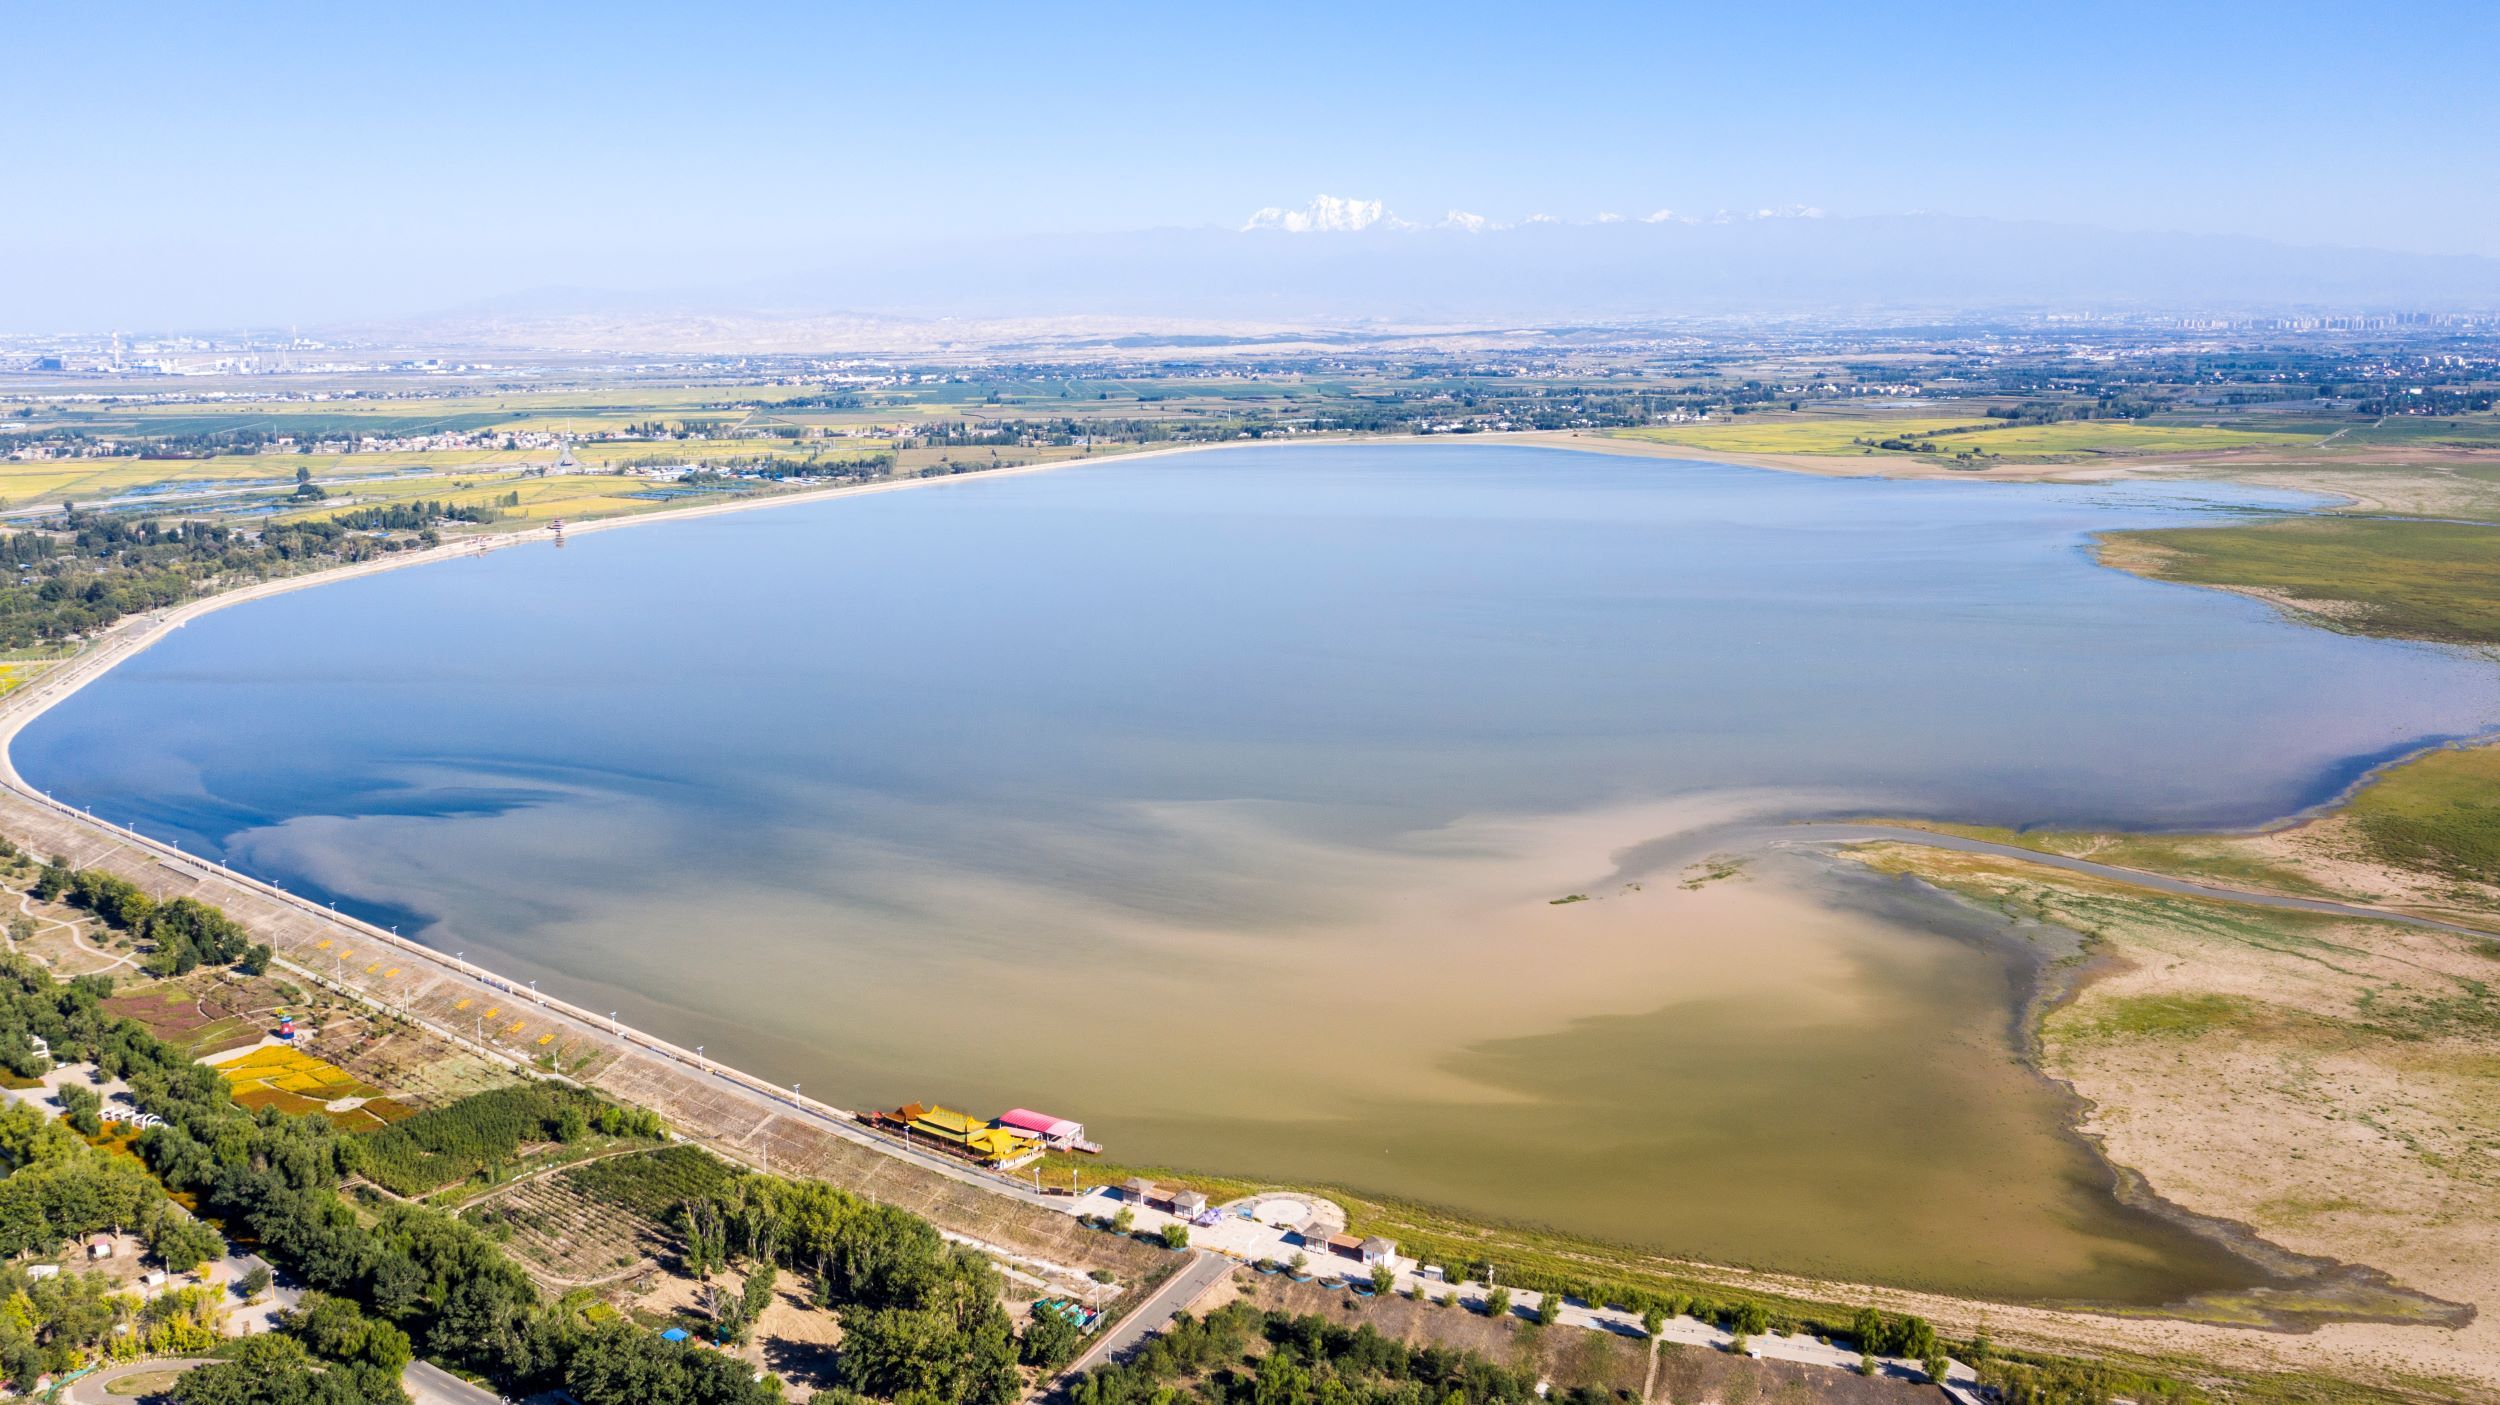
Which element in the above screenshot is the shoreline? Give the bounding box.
[2,430,2488,1387]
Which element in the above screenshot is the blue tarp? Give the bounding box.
[660,1327,692,1343]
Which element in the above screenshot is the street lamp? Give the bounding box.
[695,1045,704,1068]
[528,979,538,1004]
[610,1011,619,1035]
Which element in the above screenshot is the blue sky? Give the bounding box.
[6,0,2497,328]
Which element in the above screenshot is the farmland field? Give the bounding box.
[306,1023,517,1112]
[469,1144,737,1286]
[469,1165,674,1285]
[1608,415,1989,454]
[562,1144,741,1220]
[357,1082,624,1198]
[213,1043,409,1131]
[1610,414,2316,460]
[103,976,284,1059]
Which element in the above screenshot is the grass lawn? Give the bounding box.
[2104,516,2500,644]
[105,1367,190,1396]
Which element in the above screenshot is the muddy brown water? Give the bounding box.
[23,445,2500,1303]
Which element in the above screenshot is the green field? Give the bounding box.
[2341,744,2500,886]
[2106,516,2500,644]
[1609,415,1990,455]
[559,1143,741,1219]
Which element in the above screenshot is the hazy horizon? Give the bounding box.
[7,1,2499,331]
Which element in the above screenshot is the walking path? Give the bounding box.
[59,1357,217,1404]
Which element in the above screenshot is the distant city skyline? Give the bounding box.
[5,1,2497,329]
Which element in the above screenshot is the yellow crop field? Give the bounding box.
[213,1044,410,1131]
[1612,414,2318,462]
[276,470,719,526]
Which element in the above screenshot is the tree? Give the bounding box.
[1483,1287,1510,1319]
[151,1213,226,1275]
[1533,1293,1560,1327]
[1369,1263,1395,1295]
[1021,1306,1080,1370]
[1922,1349,1951,1383]
[57,1082,103,1136]
[741,1262,779,1324]
[240,943,273,977]
[677,1199,727,1279]
[1642,1305,1665,1339]
[1110,1205,1134,1234]
[1158,1222,1189,1250]
[293,1292,414,1375]
[839,1305,959,1399]
[236,1262,273,1301]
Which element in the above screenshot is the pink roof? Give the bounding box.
[998,1108,1078,1136]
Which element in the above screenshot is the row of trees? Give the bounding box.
[326,500,503,531]
[1070,1304,1558,1405]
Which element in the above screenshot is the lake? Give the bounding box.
[23,444,2500,1301]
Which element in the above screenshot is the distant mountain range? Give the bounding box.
[384,205,2500,352]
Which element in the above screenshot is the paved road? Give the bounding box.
[405,1360,510,1405]
[1066,1251,1234,1377]
[1776,823,2500,938]
[62,1358,215,1403]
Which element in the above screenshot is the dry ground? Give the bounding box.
[1846,841,2500,1398]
